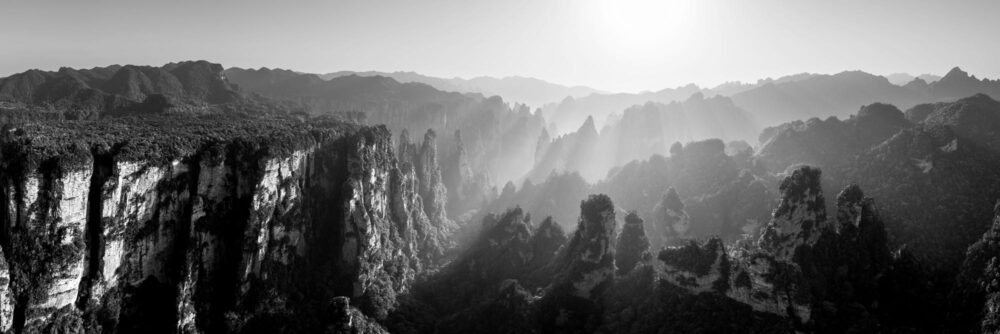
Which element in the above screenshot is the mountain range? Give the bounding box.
[3,59,1000,332]
[541,67,1000,135]
[530,93,759,182]
[0,61,298,120]
[316,70,603,109]
[885,73,943,86]
[224,66,546,187]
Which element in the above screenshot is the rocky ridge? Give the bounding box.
[0,61,297,121]
[0,116,450,333]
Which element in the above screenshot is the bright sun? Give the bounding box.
[587,0,701,53]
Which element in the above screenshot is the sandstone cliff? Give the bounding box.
[0,116,447,333]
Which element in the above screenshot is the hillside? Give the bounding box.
[316,70,602,108]
[0,61,287,119]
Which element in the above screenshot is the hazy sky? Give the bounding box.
[2,0,999,92]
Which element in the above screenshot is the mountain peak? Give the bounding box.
[685,91,705,102]
[944,67,970,79]
[578,115,597,135]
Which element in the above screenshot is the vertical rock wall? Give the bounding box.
[0,123,445,333]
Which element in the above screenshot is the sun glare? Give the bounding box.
[588,0,701,52]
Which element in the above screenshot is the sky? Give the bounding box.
[2,0,999,93]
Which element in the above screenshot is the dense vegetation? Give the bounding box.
[4,60,1000,332]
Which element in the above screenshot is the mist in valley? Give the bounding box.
[2,0,1000,333]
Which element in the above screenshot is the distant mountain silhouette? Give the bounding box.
[530,93,758,182]
[315,70,602,108]
[733,68,1000,127]
[0,61,254,119]
[927,67,1000,100]
[730,71,926,126]
[225,67,546,185]
[538,68,996,134]
[886,72,943,85]
[539,73,820,134]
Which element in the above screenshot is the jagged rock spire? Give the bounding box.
[835,184,865,230]
[397,129,416,163]
[417,129,439,199]
[442,130,475,216]
[397,129,454,242]
[758,166,826,258]
[556,194,617,298]
[615,211,651,275]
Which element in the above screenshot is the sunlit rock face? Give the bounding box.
[397,129,456,258]
[558,194,617,299]
[536,194,617,333]
[0,118,447,333]
[755,94,1000,269]
[0,247,10,332]
[719,167,891,331]
[758,166,827,260]
[1,160,92,329]
[728,166,828,324]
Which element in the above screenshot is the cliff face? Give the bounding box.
[953,201,1000,333]
[0,117,445,333]
[396,129,456,262]
[724,167,890,331]
[756,94,1000,268]
[224,68,548,184]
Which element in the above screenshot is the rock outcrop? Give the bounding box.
[396,129,456,261]
[536,194,617,332]
[441,130,477,217]
[659,238,730,294]
[223,67,548,184]
[758,166,827,260]
[723,167,891,331]
[650,187,689,249]
[757,94,1000,268]
[615,212,651,275]
[552,194,617,299]
[0,116,448,333]
[953,201,1000,333]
